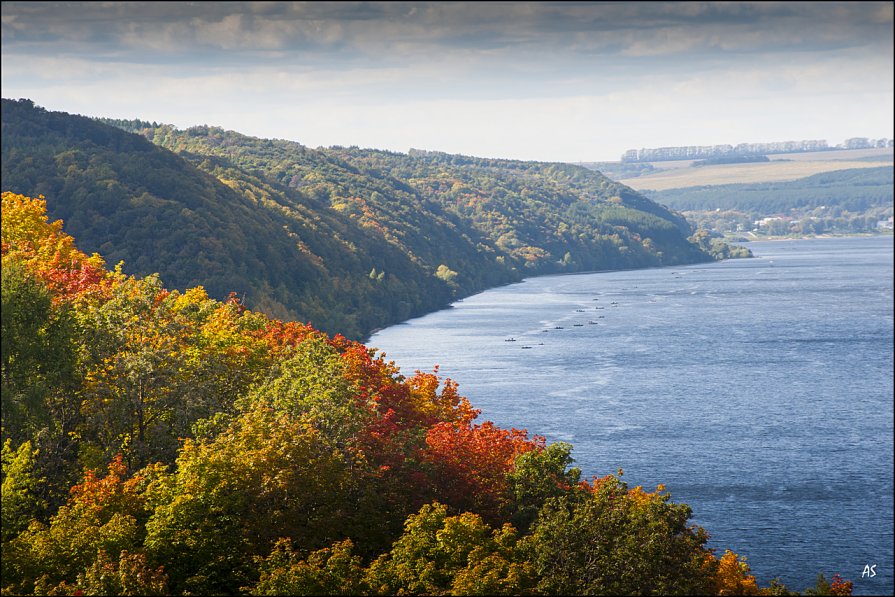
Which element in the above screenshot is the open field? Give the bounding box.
[617,148,893,191]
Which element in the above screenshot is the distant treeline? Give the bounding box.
[643,167,894,236]
[645,166,893,213]
[622,138,892,162]
[691,155,770,167]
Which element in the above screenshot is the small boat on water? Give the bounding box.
[505,338,516,342]
[554,326,564,330]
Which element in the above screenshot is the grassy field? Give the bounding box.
[617,148,893,191]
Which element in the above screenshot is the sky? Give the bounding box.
[2,1,893,162]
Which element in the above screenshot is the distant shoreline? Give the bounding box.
[734,231,893,243]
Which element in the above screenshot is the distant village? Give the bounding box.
[622,137,893,162]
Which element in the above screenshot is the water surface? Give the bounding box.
[370,236,894,594]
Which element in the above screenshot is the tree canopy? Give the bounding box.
[0,192,850,596]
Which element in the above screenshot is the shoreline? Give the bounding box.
[365,234,892,344]
[732,232,892,243]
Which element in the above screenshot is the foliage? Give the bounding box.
[364,502,536,596]
[251,539,368,596]
[712,550,761,595]
[2,456,159,595]
[1,440,46,542]
[803,573,853,596]
[424,420,541,524]
[142,404,356,594]
[526,475,716,595]
[3,99,717,341]
[0,192,850,596]
[689,229,753,259]
[506,441,581,531]
[50,550,169,596]
[645,166,893,237]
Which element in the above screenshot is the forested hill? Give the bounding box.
[2,192,838,596]
[2,98,713,340]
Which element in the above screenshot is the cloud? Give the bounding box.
[2,2,892,161]
[3,1,891,64]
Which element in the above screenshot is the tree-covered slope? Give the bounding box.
[110,120,709,275]
[1,193,846,596]
[643,166,893,213]
[3,99,714,340]
[2,99,467,338]
[642,166,894,237]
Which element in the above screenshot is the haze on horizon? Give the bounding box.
[2,1,893,163]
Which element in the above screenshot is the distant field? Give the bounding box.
[617,148,893,191]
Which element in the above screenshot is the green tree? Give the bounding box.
[2,456,158,595]
[527,475,715,596]
[364,502,535,596]
[143,404,355,595]
[1,260,80,445]
[251,538,367,596]
[244,335,367,445]
[1,440,46,542]
[54,549,169,596]
[506,441,581,532]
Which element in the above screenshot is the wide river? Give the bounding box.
[369,235,894,595]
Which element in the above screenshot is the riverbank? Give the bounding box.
[729,231,893,242]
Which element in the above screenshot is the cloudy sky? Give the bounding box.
[2,1,893,162]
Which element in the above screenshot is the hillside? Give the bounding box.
[643,166,893,213]
[1,193,837,596]
[2,99,716,339]
[642,167,894,237]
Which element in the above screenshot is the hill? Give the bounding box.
[642,167,894,237]
[644,166,893,213]
[2,99,716,339]
[1,193,836,596]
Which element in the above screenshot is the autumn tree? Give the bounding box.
[1,456,161,595]
[364,502,536,596]
[527,474,716,595]
[143,403,356,595]
[251,539,368,596]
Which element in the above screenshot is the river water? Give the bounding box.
[369,235,894,594]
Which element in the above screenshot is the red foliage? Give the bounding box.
[830,573,854,596]
[424,420,541,520]
[67,454,145,519]
[254,319,316,354]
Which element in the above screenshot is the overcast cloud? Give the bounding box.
[2,1,892,161]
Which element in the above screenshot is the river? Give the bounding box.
[369,235,894,595]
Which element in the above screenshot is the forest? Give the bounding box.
[1,193,852,595]
[641,167,893,237]
[2,99,740,341]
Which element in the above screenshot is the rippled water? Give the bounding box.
[370,236,894,595]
